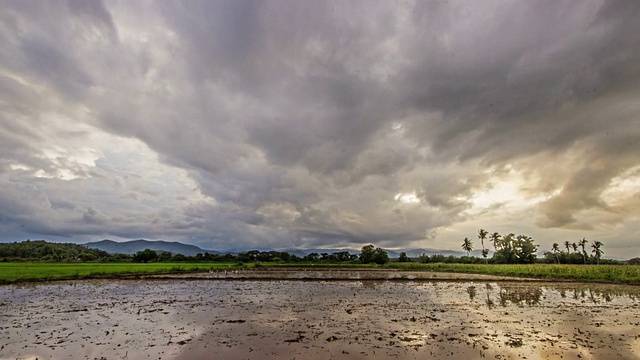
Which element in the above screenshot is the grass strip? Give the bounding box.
[2,262,639,285]
[253,262,640,284]
[384,263,640,284]
[0,262,244,284]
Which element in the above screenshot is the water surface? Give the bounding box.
[1,279,639,359]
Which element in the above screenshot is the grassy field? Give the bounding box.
[0,262,244,284]
[249,262,640,284]
[384,262,640,284]
[1,262,639,285]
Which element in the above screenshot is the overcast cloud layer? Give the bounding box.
[1,0,639,257]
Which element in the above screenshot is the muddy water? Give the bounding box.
[1,278,639,360]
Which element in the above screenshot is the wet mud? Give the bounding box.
[1,272,639,359]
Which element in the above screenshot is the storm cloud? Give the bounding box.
[1,0,639,257]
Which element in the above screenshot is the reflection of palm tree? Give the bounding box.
[467,286,477,301]
[578,238,588,264]
[591,241,604,265]
[552,243,560,264]
[461,237,473,256]
[485,283,494,308]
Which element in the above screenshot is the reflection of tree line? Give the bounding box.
[558,287,639,304]
[468,284,640,307]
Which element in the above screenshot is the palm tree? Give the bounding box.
[571,242,578,253]
[578,238,588,264]
[591,241,604,265]
[478,229,488,263]
[490,232,502,251]
[552,243,560,264]
[564,241,571,254]
[461,237,473,257]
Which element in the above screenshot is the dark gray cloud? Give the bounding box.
[1,0,640,257]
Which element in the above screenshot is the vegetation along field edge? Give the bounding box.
[1,262,639,285]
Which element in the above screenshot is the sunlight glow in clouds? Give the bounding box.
[394,192,420,204]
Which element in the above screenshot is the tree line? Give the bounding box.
[453,230,538,264]
[0,240,390,264]
[1,239,626,265]
[133,245,389,264]
[454,230,618,265]
[543,238,609,265]
[0,240,112,262]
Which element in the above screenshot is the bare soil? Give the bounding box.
[1,271,639,359]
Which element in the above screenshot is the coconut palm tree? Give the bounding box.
[564,241,571,254]
[490,232,502,251]
[591,241,604,265]
[551,243,560,264]
[578,238,588,264]
[571,242,578,253]
[461,237,473,257]
[478,229,488,263]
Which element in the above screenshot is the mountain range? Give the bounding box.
[84,239,477,258]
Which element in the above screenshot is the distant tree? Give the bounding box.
[591,241,604,265]
[172,254,187,262]
[492,233,537,264]
[418,253,430,264]
[571,242,579,253]
[490,232,502,251]
[158,251,172,262]
[398,252,410,262]
[372,247,389,264]
[331,251,355,262]
[133,249,158,263]
[564,241,571,254]
[110,253,132,262]
[551,243,560,264]
[461,237,473,257]
[303,252,320,262]
[578,238,588,264]
[478,229,488,263]
[360,245,388,264]
[514,235,537,264]
[359,245,375,264]
[78,252,97,262]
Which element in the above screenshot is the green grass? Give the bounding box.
[251,262,640,284]
[2,262,639,285]
[383,262,640,284]
[0,262,244,284]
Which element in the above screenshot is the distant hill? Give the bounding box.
[84,239,220,256]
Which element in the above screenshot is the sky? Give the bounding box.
[1,1,639,258]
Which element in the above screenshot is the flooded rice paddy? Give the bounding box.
[1,270,639,359]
